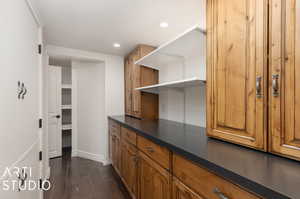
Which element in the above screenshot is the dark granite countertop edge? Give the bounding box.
[108,116,290,199]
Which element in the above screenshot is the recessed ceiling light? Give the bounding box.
[160,22,169,28]
[113,43,121,48]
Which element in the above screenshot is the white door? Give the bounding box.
[48,66,62,158]
[0,0,41,198]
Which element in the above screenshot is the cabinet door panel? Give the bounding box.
[125,58,132,115]
[269,0,300,160]
[138,152,171,199]
[121,142,138,198]
[132,51,141,118]
[207,0,268,150]
[173,177,204,199]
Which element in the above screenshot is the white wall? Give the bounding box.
[72,61,106,162]
[158,49,206,127]
[0,0,41,198]
[46,46,124,165]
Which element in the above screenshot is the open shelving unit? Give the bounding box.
[135,25,207,127]
[136,77,206,94]
[135,25,206,91]
[62,124,72,131]
[62,84,72,89]
[62,104,72,109]
[135,25,206,70]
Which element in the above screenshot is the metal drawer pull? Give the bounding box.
[256,76,262,98]
[145,147,155,153]
[272,74,279,97]
[213,188,229,199]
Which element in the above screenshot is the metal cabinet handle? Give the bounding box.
[272,74,279,97]
[145,146,155,153]
[256,76,262,98]
[213,188,229,199]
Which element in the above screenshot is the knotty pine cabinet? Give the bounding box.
[268,0,300,161]
[108,119,261,199]
[172,177,204,199]
[206,0,268,151]
[109,120,121,174]
[121,141,138,198]
[138,151,171,199]
[207,0,300,160]
[124,45,159,119]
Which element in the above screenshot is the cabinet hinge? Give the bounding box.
[39,179,43,189]
[39,119,43,129]
[38,44,42,54]
[39,151,42,161]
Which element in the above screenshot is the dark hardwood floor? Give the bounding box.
[44,150,131,199]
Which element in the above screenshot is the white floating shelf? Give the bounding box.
[135,25,206,70]
[62,105,72,109]
[62,84,72,89]
[135,77,206,94]
[62,124,72,130]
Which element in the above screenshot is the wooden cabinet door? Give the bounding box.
[173,177,204,199]
[131,50,142,118]
[111,134,121,174]
[138,152,171,199]
[269,0,300,160]
[121,142,138,198]
[206,0,268,150]
[125,58,132,116]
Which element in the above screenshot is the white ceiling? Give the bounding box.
[38,0,204,56]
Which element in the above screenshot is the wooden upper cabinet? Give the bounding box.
[125,57,133,116]
[138,151,171,199]
[132,49,142,118]
[269,0,300,160]
[124,45,158,119]
[206,0,268,150]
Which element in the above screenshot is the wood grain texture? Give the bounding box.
[124,57,133,116]
[44,155,131,199]
[206,0,268,150]
[121,141,138,199]
[124,45,158,119]
[172,177,204,199]
[137,135,171,170]
[121,126,137,146]
[269,0,300,160]
[173,154,261,199]
[138,151,171,199]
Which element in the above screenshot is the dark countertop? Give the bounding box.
[109,115,300,199]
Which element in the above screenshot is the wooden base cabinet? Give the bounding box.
[121,141,138,198]
[110,134,121,174]
[109,120,261,199]
[172,177,204,199]
[269,0,300,161]
[138,152,171,199]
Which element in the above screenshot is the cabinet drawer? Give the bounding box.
[109,120,120,137]
[137,135,171,170]
[121,127,137,146]
[173,155,261,199]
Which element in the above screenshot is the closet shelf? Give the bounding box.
[135,77,206,94]
[135,25,206,70]
[62,84,72,89]
[62,105,72,109]
[62,124,72,130]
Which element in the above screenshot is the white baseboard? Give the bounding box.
[73,150,109,165]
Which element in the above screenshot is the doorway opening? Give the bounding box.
[48,57,73,159]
